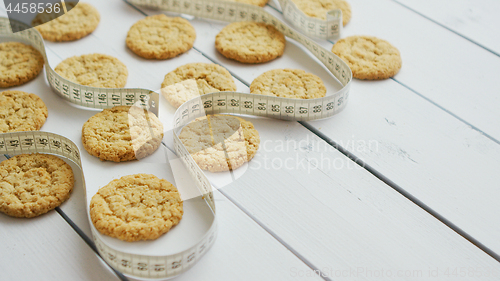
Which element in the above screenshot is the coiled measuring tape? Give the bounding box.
[126,0,352,119]
[130,0,343,40]
[1,18,214,280]
[0,0,351,277]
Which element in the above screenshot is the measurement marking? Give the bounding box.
[1,152,128,281]
[123,2,350,278]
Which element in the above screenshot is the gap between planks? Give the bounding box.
[161,143,334,281]
[56,208,130,281]
[265,1,500,146]
[267,1,500,261]
[124,0,500,265]
[0,3,332,279]
[298,122,500,264]
[1,153,129,281]
[123,2,333,278]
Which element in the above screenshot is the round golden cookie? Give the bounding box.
[161,63,236,108]
[291,0,351,26]
[179,115,260,172]
[126,14,196,60]
[250,69,326,99]
[331,36,402,80]
[32,2,100,42]
[215,22,286,64]
[55,53,128,88]
[0,91,48,133]
[0,153,74,218]
[0,42,44,88]
[90,174,183,242]
[82,106,164,162]
[226,0,268,7]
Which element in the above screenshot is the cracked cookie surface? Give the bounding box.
[0,154,74,218]
[82,106,164,162]
[0,90,48,133]
[331,35,402,80]
[179,115,260,172]
[0,42,44,88]
[126,14,195,60]
[161,63,236,108]
[90,174,183,242]
[55,53,128,88]
[33,2,100,42]
[215,22,286,64]
[250,69,326,99]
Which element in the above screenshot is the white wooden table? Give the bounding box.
[1,0,500,280]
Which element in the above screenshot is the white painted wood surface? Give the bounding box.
[267,0,500,255]
[1,0,500,280]
[0,2,338,280]
[0,209,121,281]
[307,0,500,255]
[335,0,500,141]
[307,79,500,255]
[138,0,500,258]
[115,2,500,280]
[193,119,500,281]
[393,0,500,55]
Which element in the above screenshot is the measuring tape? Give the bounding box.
[0,0,351,277]
[130,0,343,40]
[127,0,352,121]
[276,0,343,40]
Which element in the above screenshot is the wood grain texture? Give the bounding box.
[0,212,121,281]
[131,6,500,281]
[393,0,500,55]
[127,160,325,281]
[333,0,500,141]
[273,0,500,141]
[0,2,329,280]
[189,118,500,281]
[276,0,500,256]
[308,78,500,251]
[143,2,500,257]
[2,0,500,280]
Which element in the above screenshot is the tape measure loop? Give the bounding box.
[0,2,351,276]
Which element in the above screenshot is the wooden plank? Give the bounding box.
[277,0,500,255]
[393,0,500,55]
[177,117,500,280]
[2,0,500,279]
[0,211,121,281]
[0,2,333,280]
[273,0,500,141]
[335,0,500,141]
[136,1,500,257]
[122,4,500,280]
[6,0,250,237]
[142,160,326,281]
[174,193,323,281]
